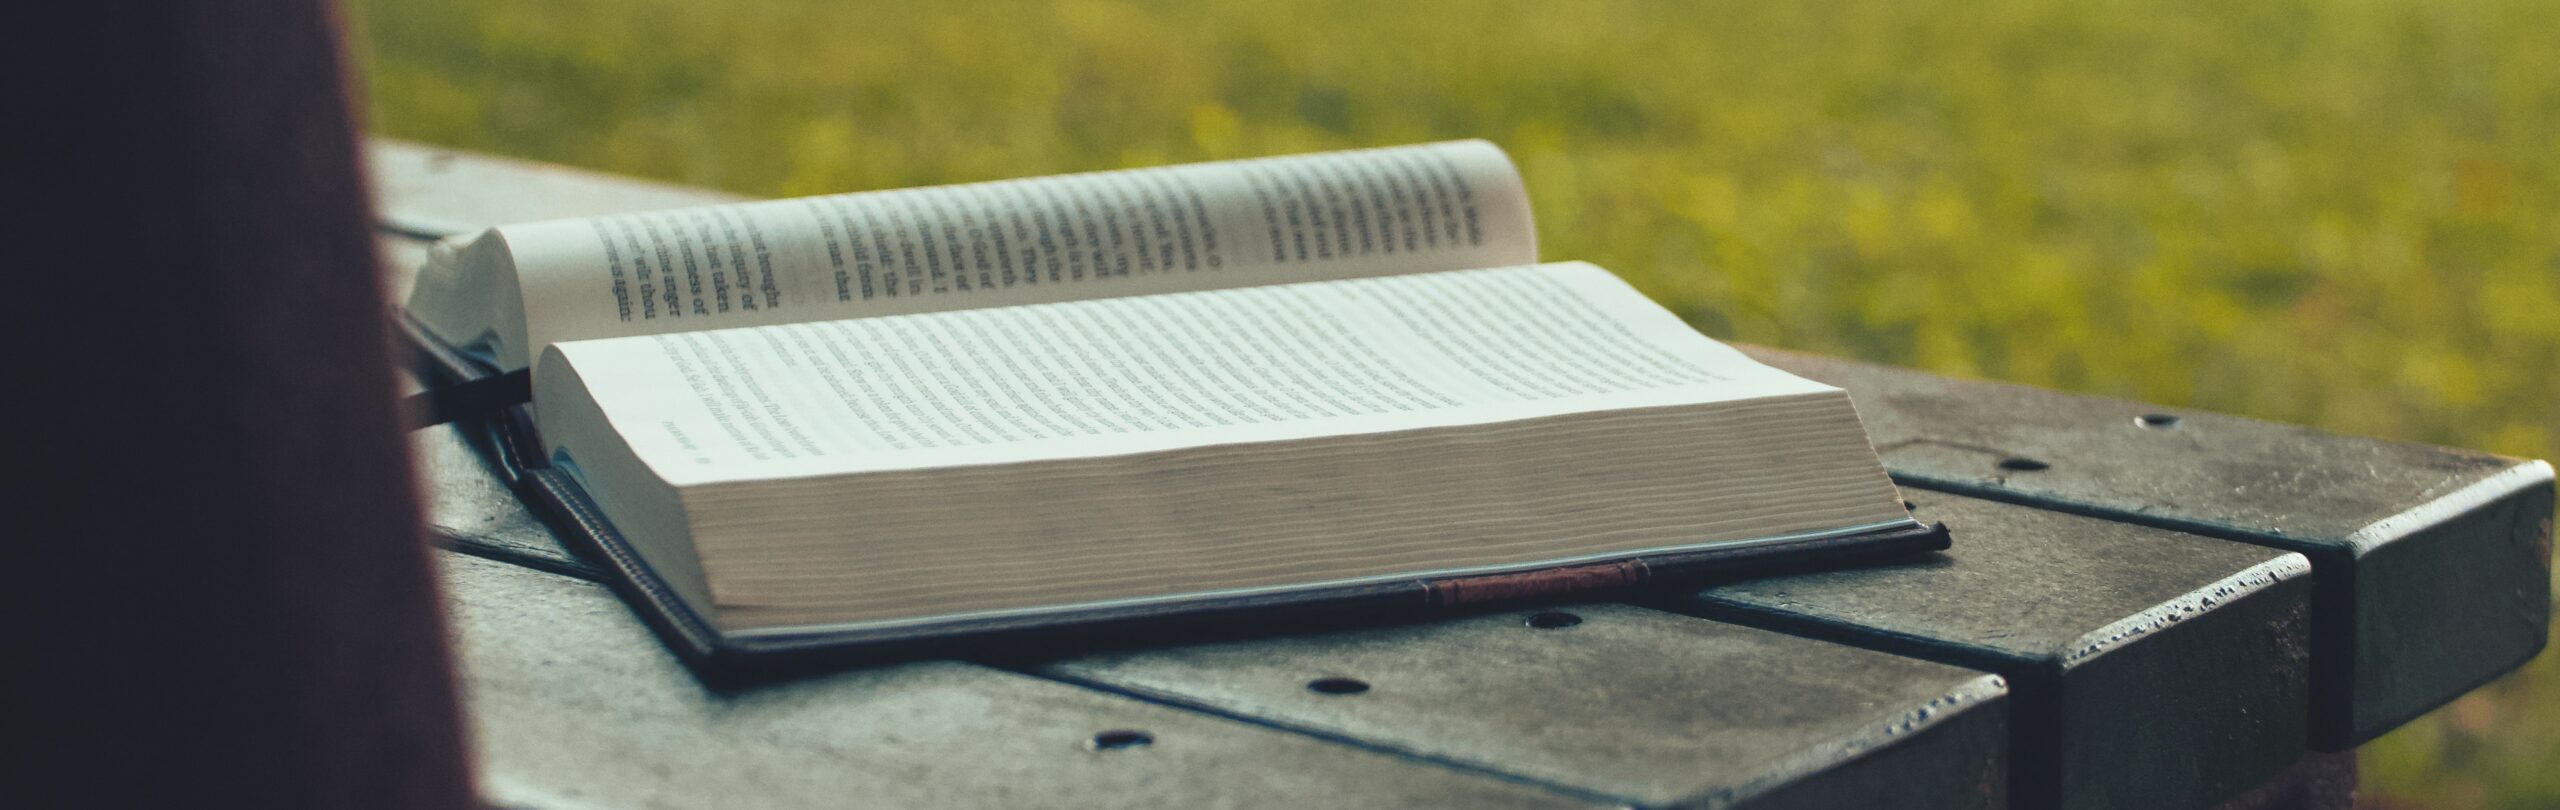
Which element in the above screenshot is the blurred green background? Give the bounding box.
[342,0,2556,805]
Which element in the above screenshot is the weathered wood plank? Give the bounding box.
[1746,346,2554,748]
[1683,493,2314,810]
[415,424,596,578]
[444,551,1602,809]
[369,139,743,238]
[1046,605,2008,809]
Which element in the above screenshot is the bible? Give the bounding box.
[404,141,1944,668]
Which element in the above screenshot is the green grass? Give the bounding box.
[344,1,2559,805]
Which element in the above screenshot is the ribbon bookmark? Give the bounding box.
[401,369,532,430]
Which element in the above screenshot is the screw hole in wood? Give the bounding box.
[1089,729,1153,751]
[1526,611,1584,629]
[1307,677,1370,695]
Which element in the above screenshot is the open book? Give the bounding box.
[405,141,1940,666]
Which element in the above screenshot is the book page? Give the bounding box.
[417,141,1535,369]
[539,262,1836,486]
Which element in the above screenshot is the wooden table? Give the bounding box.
[373,141,2552,810]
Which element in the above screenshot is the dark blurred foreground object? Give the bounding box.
[8,1,472,807]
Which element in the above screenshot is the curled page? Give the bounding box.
[409,141,1536,370]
